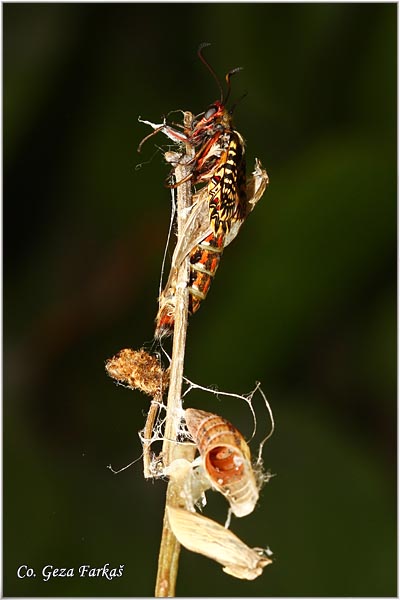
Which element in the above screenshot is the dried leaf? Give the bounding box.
[167,506,272,580]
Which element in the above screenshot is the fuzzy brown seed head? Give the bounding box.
[105,348,169,397]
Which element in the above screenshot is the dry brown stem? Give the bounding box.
[155,112,195,597]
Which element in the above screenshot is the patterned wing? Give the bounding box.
[208,131,247,235]
[155,159,269,338]
[224,158,269,247]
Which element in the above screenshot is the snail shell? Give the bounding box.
[185,408,259,517]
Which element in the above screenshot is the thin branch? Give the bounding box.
[142,398,161,478]
[155,112,195,598]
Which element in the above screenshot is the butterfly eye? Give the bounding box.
[204,105,218,120]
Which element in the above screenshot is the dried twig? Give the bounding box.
[155,112,195,597]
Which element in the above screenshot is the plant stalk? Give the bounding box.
[155,113,194,597]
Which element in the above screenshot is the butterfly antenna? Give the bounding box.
[224,67,244,106]
[197,42,224,103]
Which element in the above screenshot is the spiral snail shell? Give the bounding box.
[185,408,259,517]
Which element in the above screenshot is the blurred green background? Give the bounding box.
[4,3,396,597]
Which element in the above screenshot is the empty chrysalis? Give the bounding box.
[185,408,259,517]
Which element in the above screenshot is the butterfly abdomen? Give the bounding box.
[188,231,225,315]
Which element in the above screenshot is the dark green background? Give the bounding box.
[4,3,396,597]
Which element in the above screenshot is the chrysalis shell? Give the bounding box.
[185,408,259,517]
[167,506,272,580]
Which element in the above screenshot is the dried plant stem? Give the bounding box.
[155,113,195,597]
[142,398,161,478]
